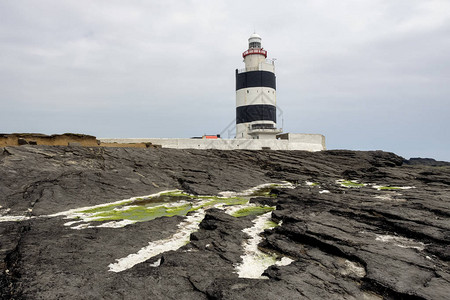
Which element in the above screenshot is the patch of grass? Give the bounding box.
[232,206,275,218]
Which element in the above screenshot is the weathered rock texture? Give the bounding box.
[1,146,449,299]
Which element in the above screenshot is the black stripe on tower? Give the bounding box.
[235,70,276,90]
[236,105,276,124]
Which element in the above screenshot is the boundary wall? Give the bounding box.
[99,133,326,151]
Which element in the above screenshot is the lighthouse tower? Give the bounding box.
[235,33,282,139]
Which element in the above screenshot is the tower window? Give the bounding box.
[249,42,261,48]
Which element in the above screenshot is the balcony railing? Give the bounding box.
[242,48,267,58]
[251,124,275,130]
[237,59,275,74]
[248,124,282,135]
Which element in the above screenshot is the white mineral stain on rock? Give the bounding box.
[71,223,91,230]
[218,191,238,198]
[275,257,295,267]
[340,259,366,278]
[375,234,425,251]
[0,208,33,222]
[108,210,205,272]
[374,194,406,202]
[0,215,32,222]
[235,212,294,279]
[372,185,415,191]
[63,220,83,227]
[319,190,330,194]
[95,219,135,228]
[149,258,161,267]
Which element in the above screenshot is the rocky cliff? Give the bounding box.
[0,133,158,148]
[0,146,449,299]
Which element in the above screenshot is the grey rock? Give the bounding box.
[0,146,449,299]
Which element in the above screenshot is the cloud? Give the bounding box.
[0,0,449,160]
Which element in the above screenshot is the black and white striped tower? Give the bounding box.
[235,33,282,139]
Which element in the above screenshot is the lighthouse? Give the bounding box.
[99,32,326,150]
[235,33,282,139]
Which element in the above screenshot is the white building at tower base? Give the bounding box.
[99,133,326,151]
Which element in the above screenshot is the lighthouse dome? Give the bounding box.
[248,33,262,49]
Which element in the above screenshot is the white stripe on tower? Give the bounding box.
[236,87,276,107]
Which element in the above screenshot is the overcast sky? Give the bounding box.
[1,0,449,160]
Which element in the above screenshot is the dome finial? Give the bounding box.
[249,32,261,39]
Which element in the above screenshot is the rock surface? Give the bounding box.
[0,146,449,299]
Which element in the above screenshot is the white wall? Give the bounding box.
[244,54,266,69]
[236,87,276,107]
[99,134,326,151]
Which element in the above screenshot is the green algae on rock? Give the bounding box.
[264,219,279,229]
[232,206,275,218]
[51,183,291,228]
[337,179,366,188]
